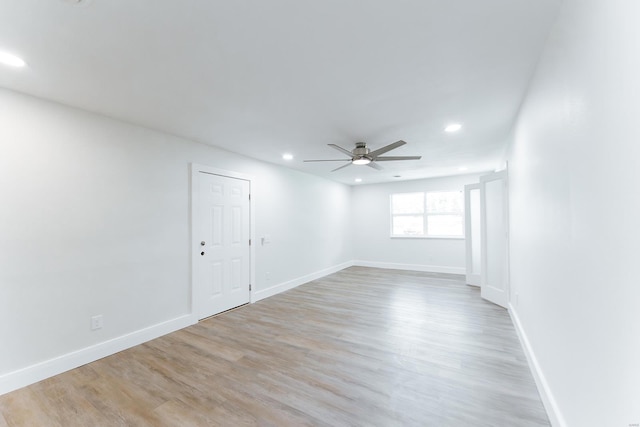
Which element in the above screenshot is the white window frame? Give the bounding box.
[390,190,465,239]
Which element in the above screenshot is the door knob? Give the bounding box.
[200,251,205,256]
[201,241,206,246]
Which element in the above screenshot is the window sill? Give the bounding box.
[390,235,465,240]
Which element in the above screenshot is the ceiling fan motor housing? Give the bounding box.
[353,142,370,157]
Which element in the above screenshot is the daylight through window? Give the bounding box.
[391,191,464,237]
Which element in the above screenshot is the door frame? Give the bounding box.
[479,169,510,308]
[190,163,255,321]
[464,183,482,287]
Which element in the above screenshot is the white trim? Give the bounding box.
[252,261,354,303]
[508,304,566,427]
[390,236,464,240]
[353,260,464,275]
[0,314,194,397]
[464,183,482,287]
[190,163,256,319]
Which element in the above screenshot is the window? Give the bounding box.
[391,191,464,238]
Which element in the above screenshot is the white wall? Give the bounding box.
[506,0,640,425]
[0,88,352,392]
[351,174,483,274]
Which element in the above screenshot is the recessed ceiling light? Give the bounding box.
[393,175,402,178]
[354,178,362,183]
[458,166,468,171]
[0,51,26,68]
[445,123,462,133]
[282,153,293,160]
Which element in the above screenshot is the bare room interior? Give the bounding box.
[0,1,638,426]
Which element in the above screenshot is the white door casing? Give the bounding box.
[191,165,252,320]
[480,170,510,308]
[464,183,482,287]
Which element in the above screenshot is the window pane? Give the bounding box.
[426,191,462,213]
[391,193,424,214]
[392,215,424,235]
[427,215,463,236]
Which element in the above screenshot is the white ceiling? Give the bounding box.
[0,0,560,185]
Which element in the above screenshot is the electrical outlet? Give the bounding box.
[91,315,104,331]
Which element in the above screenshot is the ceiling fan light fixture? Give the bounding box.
[352,157,371,165]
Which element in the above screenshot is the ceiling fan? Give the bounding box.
[304,140,421,172]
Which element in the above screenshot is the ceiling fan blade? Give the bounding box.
[368,140,407,159]
[331,162,352,172]
[303,159,352,162]
[374,156,422,161]
[328,144,355,158]
[367,162,383,170]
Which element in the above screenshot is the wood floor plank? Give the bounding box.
[0,267,549,426]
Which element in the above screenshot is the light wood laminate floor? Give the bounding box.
[0,267,549,426]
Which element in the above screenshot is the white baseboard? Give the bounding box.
[508,304,566,427]
[0,314,195,396]
[252,261,354,303]
[353,260,465,275]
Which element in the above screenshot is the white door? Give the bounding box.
[464,183,482,287]
[480,170,509,308]
[195,172,251,319]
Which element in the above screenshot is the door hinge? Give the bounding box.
[249,193,251,201]
[249,239,251,246]
[249,284,252,291]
